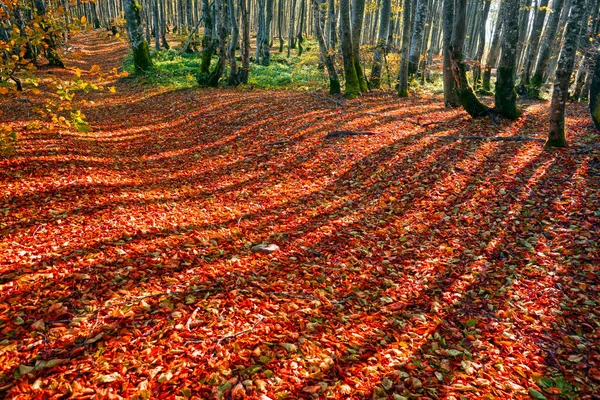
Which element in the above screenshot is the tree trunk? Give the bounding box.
[240,0,250,83]
[589,50,600,128]
[313,0,341,94]
[398,0,414,97]
[124,0,153,72]
[471,0,491,90]
[449,0,489,117]
[278,0,284,52]
[495,0,521,119]
[530,0,566,97]
[408,0,428,76]
[482,9,503,93]
[520,0,550,86]
[351,0,369,92]
[327,0,337,49]
[547,0,587,147]
[227,0,240,85]
[340,0,360,97]
[442,0,460,106]
[370,0,391,88]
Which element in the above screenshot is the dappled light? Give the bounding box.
[1,27,599,400]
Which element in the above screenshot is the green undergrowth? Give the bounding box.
[123,41,329,91]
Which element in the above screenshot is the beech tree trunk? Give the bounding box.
[495,0,521,119]
[340,0,360,97]
[530,0,565,97]
[482,9,502,93]
[589,50,600,128]
[520,0,549,86]
[124,0,153,72]
[351,0,369,92]
[547,0,587,147]
[398,0,414,97]
[313,0,341,94]
[370,0,391,88]
[449,0,489,117]
[408,0,428,76]
[442,0,460,106]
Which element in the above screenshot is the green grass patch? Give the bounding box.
[123,41,329,91]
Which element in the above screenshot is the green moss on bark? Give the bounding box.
[133,41,153,72]
[528,73,544,99]
[590,93,600,129]
[495,66,521,120]
[354,61,368,93]
[344,61,361,98]
[329,79,341,95]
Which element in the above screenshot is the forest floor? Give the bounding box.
[1,33,599,400]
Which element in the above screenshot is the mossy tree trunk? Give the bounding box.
[351,0,368,92]
[340,0,360,98]
[369,0,391,88]
[449,0,489,117]
[124,0,153,72]
[495,0,521,119]
[313,0,341,94]
[547,0,587,147]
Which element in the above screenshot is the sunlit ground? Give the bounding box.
[0,34,599,399]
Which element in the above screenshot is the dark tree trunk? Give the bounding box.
[495,0,521,119]
[398,0,414,97]
[351,0,368,92]
[313,0,341,94]
[408,0,428,76]
[442,0,460,105]
[449,0,489,117]
[547,0,587,146]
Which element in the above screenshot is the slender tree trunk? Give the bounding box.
[297,0,306,55]
[327,0,337,49]
[547,0,587,147]
[530,0,566,97]
[278,0,284,52]
[495,0,521,119]
[199,0,214,75]
[340,0,360,97]
[370,0,391,88]
[408,0,428,76]
[589,49,600,128]
[398,0,414,97]
[124,0,153,72]
[471,0,491,90]
[288,0,297,55]
[154,0,160,50]
[449,0,489,117]
[240,0,250,83]
[520,0,549,86]
[227,0,240,85]
[442,0,460,105]
[482,9,503,92]
[313,0,341,93]
[351,0,368,91]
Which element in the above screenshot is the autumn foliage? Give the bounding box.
[1,34,599,399]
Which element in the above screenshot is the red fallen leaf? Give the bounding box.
[589,368,600,382]
[302,385,322,394]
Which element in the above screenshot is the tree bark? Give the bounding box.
[482,8,503,92]
[313,0,341,94]
[408,0,428,76]
[547,0,587,147]
[340,0,360,97]
[442,0,460,106]
[370,0,391,88]
[351,0,369,92]
[398,0,414,97]
[124,0,153,72]
[449,0,489,117]
[530,0,566,97]
[589,50,600,128]
[495,0,521,119]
